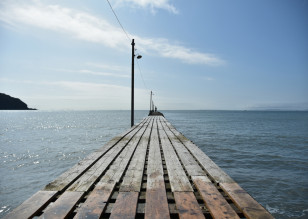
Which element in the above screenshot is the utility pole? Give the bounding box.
[149,91,152,114]
[131,39,135,127]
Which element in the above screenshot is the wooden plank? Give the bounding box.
[161,118,234,184]
[145,190,170,219]
[67,118,150,192]
[157,119,193,192]
[147,118,165,190]
[40,191,84,219]
[192,176,240,219]
[74,182,115,219]
[44,118,147,192]
[74,119,153,218]
[101,118,152,185]
[120,117,152,192]
[145,117,170,219]
[109,192,139,219]
[3,191,57,219]
[220,183,274,219]
[173,192,205,219]
[160,118,205,177]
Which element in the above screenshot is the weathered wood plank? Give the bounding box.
[109,192,139,219]
[145,189,170,219]
[40,191,84,219]
[161,117,234,184]
[174,191,205,219]
[192,176,240,219]
[74,119,153,218]
[73,182,115,219]
[44,118,147,192]
[157,119,193,192]
[96,117,152,186]
[145,117,170,219]
[67,118,150,192]
[160,118,205,177]
[220,183,274,219]
[120,118,152,192]
[3,191,57,219]
[147,118,165,190]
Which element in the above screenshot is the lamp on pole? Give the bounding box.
[131,39,142,127]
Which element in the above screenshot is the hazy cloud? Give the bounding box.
[0,0,223,65]
[0,78,150,109]
[114,0,178,14]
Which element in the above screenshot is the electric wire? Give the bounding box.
[136,59,149,91]
[106,0,154,108]
[106,0,131,42]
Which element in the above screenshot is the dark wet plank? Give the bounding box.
[109,192,139,219]
[145,189,170,219]
[3,191,57,219]
[220,183,274,219]
[192,176,240,219]
[39,191,84,219]
[174,191,205,219]
[73,182,115,219]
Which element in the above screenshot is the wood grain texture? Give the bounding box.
[174,192,205,219]
[220,183,274,219]
[147,118,165,190]
[145,189,170,219]
[68,118,150,192]
[74,119,152,218]
[3,191,57,219]
[120,118,153,192]
[192,176,240,219]
[74,182,115,219]
[145,118,170,219]
[160,119,205,177]
[158,120,193,192]
[44,118,148,192]
[39,191,84,219]
[109,192,139,219]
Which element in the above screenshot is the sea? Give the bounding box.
[0,110,307,218]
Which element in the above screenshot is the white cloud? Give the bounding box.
[0,78,150,110]
[114,0,178,14]
[0,0,224,66]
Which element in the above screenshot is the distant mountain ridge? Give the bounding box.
[0,93,36,110]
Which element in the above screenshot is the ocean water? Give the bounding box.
[0,110,307,218]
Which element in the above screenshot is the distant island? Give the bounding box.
[0,93,37,110]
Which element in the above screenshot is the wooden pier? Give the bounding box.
[5,116,273,219]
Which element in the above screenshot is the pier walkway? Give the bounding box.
[5,116,273,219]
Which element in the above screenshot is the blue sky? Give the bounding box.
[0,0,307,110]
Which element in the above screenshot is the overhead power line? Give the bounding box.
[136,59,148,91]
[106,0,150,93]
[106,0,131,42]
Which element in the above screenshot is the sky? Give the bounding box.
[0,0,307,110]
